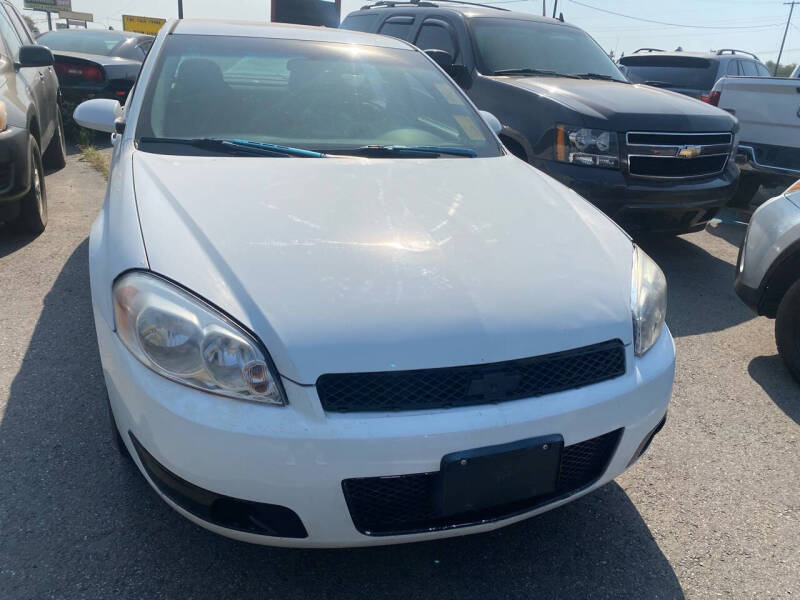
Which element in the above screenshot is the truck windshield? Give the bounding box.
[136,35,502,157]
[618,56,717,90]
[471,18,627,82]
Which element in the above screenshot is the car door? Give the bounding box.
[0,5,51,144]
[5,2,56,142]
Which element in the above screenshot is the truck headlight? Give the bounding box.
[555,124,619,169]
[113,271,285,405]
[631,246,667,356]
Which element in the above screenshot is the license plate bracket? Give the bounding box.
[440,434,563,516]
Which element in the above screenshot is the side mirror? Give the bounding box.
[479,110,502,136]
[18,45,53,68]
[74,98,122,134]
[425,49,454,70]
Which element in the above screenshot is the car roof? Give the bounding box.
[348,4,572,26]
[172,19,411,49]
[38,29,151,40]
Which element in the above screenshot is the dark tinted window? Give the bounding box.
[340,12,380,32]
[741,60,758,76]
[619,55,717,89]
[726,60,740,76]
[415,22,456,57]
[755,62,770,76]
[37,30,131,56]
[473,18,625,81]
[379,16,414,40]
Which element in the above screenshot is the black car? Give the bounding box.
[619,49,770,99]
[36,30,153,114]
[0,0,66,234]
[342,1,740,234]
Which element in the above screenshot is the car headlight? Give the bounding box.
[113,271,286,405]
[631,246,667,356]
[555,124,619,169]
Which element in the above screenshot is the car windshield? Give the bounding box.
[135,35,502,157]
[470,18,627,82]
[37,31,130,56]
[619,56,718,89]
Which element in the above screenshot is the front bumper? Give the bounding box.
[96,310,675,547]
[735,143,800,180]
[539,159,739,233]
[0,126,31,204]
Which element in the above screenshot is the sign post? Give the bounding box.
[23,0,71,31]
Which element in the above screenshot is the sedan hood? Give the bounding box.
[132,152,634,383]
[492,76,736,131]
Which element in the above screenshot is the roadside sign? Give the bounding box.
[122,14,166,35]
[23,0,71,11]
[59,10,92,22]
[66,19,86,27]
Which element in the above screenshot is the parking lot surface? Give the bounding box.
[0,151,798,599]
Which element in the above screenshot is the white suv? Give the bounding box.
[736,180,800,381]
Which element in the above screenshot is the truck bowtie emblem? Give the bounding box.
[676,145,702,159]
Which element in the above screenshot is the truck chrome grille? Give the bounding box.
[626,131,732,179]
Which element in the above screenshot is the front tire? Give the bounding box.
[43,110,67,171]
[775,279,800,383]
[10,137,47,235]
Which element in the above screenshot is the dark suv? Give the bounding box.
[342,1,739,234]
[0,0,66,235]
[619,49,770,99]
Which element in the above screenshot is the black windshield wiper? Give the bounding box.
[574,72,627,82]
[492,68,579,79]
[325,145,477,158]
[138,137,326,158]
[643,80,674,88]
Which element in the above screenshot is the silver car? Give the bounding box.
[735,180,800,381]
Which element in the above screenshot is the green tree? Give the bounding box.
[765,60,797,77]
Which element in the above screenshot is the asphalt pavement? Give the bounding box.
[0,150,797,599]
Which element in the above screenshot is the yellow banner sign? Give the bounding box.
[122,14,166,36]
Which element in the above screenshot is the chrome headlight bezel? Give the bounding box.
[112,270,286,405]
[631,246,668,356]
[555,124,620,169]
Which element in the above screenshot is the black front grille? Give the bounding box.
[316,340,626,413]
[627,132,731,146]
[342,429,623,536]
[629,155,728,177]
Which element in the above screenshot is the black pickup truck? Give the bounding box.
[342,1,740,234]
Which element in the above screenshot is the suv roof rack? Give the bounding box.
[633,48,666,54]
[716,48,760,60]
[360,0,510,11]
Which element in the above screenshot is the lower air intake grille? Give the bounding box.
[317,340,626,413]
[629,155,728,178]
[342,429,623,536]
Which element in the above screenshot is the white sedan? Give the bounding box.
[75,19,674,547]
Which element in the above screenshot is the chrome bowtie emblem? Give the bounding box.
[676,145,702,159]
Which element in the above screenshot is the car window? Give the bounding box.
[415,21,457,58]
[740,60,758,76]
[339,12,381,32]
[0,6,22,60]
[755,62,770,77]
[619,55,717,88]
[136,35,501,157]
[726,60,740,76]
[4,4,33,44]
[379,16,415,40]
[37,31,128,56]
[476,18,625,81]
[138,39,153,57]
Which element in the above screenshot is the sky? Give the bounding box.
[12,0,800,65]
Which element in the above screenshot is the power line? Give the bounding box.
[568,0,785,29]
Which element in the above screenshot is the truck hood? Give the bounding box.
[132,152,634,384]
[491,76,736,131]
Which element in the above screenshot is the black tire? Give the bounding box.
[107,395,131,460]
[43,110,67,171]
[10,137,47,235]
[775,279,800,383]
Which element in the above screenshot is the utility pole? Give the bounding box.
[552,0,559,18]
[542,1,546,17]
[775,1,798,75]
[46,11,52,31]
[178,0,184,19]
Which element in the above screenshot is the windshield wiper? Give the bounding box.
[574,72,627,82]
[325,145,477,158]
[138,137,326,158]
[492,68,579,78]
